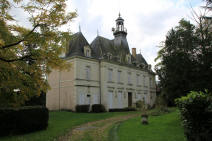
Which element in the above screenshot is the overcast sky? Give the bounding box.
[11,0,204,70]
[65,0,204,69]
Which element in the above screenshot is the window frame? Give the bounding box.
[128,72,131,84]
[108,68,113,82]
[136,74,140,86]
[85,66,91,80]
[117,70,121,83]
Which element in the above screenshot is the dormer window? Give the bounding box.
[84,46,91,57]
[126,54,131,64]
[86,50,90,57]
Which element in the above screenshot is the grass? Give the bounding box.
[0,111,138,141]
[116,109,186,141]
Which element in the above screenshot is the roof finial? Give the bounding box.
[119,12,121,17]
[97,29,99,36]
[79,24,81,32]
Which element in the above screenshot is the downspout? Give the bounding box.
[99,59,102,104]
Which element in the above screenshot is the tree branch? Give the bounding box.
[0,55,33,62]
[1,24,42,49]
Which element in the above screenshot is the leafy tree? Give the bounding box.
[155,19,199,105]
[155,16,212,105]
[0,0,76,107]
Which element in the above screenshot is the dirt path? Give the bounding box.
[57,113,139,141]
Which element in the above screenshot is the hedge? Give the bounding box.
[92,104,106,113]
[75,105,90,113]
[175,90,212,141]
[0,106,49,136]
[25,91,46,106]
[109,107,136,112]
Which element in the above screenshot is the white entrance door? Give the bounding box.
[108,92,113,109]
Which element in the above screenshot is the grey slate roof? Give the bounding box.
[136,54,148,65]
[65,32,149,69]
[90,35,131,60]
[90,36,114,58]
[66,32,89,57]
[113,36,129,52]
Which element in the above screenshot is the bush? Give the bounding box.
[25,91,46,106]
[125,107,136,111]
[109,107,136,112]
[75,105,90,113]
[92,104,106,113]
[154,95,167,108]
[175,90,212,141]
[135,100,145,109]
[0,106,49,136]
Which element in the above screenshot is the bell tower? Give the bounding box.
[112,13,127,37]
[112,13,129,52]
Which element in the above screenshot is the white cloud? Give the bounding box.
[9,0,203,70]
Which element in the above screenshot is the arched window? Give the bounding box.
[84,46,91,57]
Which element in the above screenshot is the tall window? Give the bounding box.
[149,78,152,87]
[117,71,121,83]
[108,69,113,82]
[128,72,131,84]
[136,74,140,85]
[143,75,146,86]
[85,66,90,80]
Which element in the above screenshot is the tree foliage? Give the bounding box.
[175,90,212,141]
[0,0,76,107]
[155,18,212,105]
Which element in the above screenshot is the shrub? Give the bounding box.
[175,90,212,141]
[125,107,136,111]
[155,95,167,108]
[25,91,46,106]
[0,106,49,136]
[135,100,145,109]
[92,104,106,113]
[75,105,90,113]
[109,107,136,112]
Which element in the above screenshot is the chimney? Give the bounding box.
[132,48,136,59]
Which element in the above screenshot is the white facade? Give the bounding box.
[46,56,156,111]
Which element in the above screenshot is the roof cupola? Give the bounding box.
[112,13,127,37]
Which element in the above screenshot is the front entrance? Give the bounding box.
[128,92,132,107]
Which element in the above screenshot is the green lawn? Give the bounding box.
[116,110,186,141]
[0,111,138,141]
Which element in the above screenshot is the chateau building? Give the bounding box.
[46,14,156,111]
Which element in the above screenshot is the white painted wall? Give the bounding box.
[47,56,156,111]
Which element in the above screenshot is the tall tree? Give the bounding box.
[0,0,76,107]
[156,0,212,106]
[155,19,199,105]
